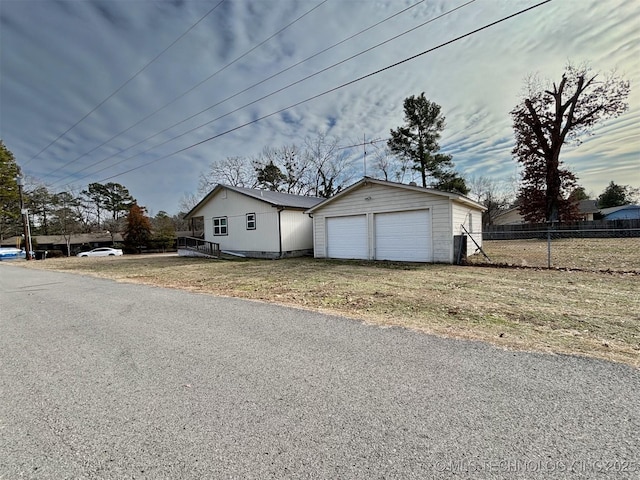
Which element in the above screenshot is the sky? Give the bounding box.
[1,0,638,215]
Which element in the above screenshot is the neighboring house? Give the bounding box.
[600,204,640,220]
[577,199,600,221]
[493,199,602,225]
[492,207,524,225]
[305,177,485,263]
[0,232,123,256]
[182,184,323,259]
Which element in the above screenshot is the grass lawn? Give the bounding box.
[469,238,640,271]
[15,255,640,367]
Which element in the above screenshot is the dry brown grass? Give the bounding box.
[470,238,640,271]
[15,255,640,367]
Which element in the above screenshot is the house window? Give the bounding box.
[246,213,256,230]
[213,217,227,236]
[468,213,473,233]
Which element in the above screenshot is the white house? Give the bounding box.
[305,177,485,263]
[183,185,323,258]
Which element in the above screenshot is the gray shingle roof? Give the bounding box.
[185,184,324,218]
[224,185,324,209]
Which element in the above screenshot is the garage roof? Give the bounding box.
[305,177,486,213]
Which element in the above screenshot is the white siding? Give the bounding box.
[190,188,315,257]
[313,183,452,262]
[196,189,280,253]
[280,209,314,252]
[451,202,483,256]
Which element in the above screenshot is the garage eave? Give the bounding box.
[305,177,486,213]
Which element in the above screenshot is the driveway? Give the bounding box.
[1,265,638,479]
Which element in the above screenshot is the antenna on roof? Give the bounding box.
[363,133,367,177]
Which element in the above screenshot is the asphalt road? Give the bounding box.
[1,264,638,479]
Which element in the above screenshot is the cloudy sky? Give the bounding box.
[1,0,638,214]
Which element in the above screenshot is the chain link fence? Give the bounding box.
[465,223,640,273]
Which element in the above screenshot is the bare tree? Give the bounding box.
[251,145,312,195]
[51,191,81,256]
[103,218,123,245]
[303,133,356,198]
[178,192,201,213]
[369,143,393,181]
[467,175,513,226]
[198,156,257,196]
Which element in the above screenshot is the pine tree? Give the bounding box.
[388,93,466,193]
[0,140,21,240]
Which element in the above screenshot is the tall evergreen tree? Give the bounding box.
[152,211,176,252]
[597,181,637,208]
[27,185,55,235]
[388,93,466,193]
[0,140,21,240]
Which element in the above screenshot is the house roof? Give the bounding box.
[493,200,604,223]
[492,206,524,225]
[599,204,640,220]
[0,232,123,247]
[305,177,486,213]
[599,204,639,215]
[185,184,324,218]
[578,199,600,214]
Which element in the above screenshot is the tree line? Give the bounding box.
[0,142,186,253]
[198,61,637,227]
[196,98,470,203]
[2,60,636,250]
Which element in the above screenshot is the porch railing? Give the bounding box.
[177,237,220,258]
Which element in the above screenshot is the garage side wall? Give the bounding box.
[312,183,453,262]
[451,202,483,255]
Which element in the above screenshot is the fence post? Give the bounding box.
[547,228,551,269]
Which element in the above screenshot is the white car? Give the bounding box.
[77,247,123,257]
[0,247,26,260]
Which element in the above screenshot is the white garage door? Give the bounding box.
[375,210,431,262]
[327,215,368,259]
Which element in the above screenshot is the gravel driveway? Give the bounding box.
[1,265,638,479]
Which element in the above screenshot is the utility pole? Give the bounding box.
[16,173,33,260]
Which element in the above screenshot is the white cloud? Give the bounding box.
[0,0,638,213]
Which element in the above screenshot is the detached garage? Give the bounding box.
[306,177,485,263]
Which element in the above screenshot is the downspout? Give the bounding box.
[277,207,284,258]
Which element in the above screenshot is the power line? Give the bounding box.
[93,0,552,185]
[24,0,226,167]
[45,0,329,181]
[53,0,471,187]
[49,0,426,187]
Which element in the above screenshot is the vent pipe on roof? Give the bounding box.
[409,181,417,186]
